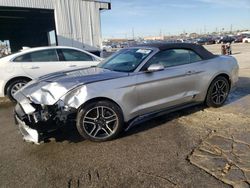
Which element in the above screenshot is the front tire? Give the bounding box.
[206,76,230,108]
[6,79,29,102]
[76,100,124,142]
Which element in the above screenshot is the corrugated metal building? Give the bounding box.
[0,0,110,52]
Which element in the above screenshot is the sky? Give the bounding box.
[101,0,250,38]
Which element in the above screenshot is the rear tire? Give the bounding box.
[6,79,30,102]
[206,76,230,108]
[76,100,124,142]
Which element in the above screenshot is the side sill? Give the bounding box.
[125,102,201,131]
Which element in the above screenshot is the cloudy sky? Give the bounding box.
[101,0,250,38]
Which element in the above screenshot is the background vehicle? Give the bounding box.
[14,43,239,144]
[0,46,102,100]
[216,36,235,44]
[196,37,215,45]
[234,35,243,43]
[243,37,250,43]
[234,34,250,43]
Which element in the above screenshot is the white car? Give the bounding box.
[0,46,102,100]
[243,37,250,43]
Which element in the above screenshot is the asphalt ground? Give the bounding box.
[0,43,249,188]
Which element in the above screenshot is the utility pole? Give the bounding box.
[132,28,135,40]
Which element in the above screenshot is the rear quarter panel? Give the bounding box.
[0,60,29,97]
[195,55,239,102]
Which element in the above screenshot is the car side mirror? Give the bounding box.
[146,64,165,73]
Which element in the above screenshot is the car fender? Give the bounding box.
[61,78,137,122]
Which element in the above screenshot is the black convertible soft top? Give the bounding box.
[136,43,217,60]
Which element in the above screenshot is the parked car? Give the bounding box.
[14,43,239,144]
[234,36,243,43]
[216,36,235,44]
[185,38,197,43]
[196,37,215,45]
[0,46,102,100]
[234,34,250,43]
[102,45,112,52]
[243,37,250,43]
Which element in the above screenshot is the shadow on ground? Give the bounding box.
[41,105,206,144]
[226,77,250,104]
[43,123,85,143]
[123,105,205,138]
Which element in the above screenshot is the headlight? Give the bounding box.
[61,85,88,109]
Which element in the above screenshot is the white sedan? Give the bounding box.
[0,46,102,100]
[243,37,250,43]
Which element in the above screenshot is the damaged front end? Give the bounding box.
[14,99,77,144]
[13,67,126,144]
[15,99,79,144]
[13,82,80,144]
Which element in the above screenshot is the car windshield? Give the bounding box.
[98,48,153,72]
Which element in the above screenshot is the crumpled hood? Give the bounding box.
[14,67,128,105]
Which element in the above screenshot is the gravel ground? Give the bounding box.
[0,43,249,188]
[0,97,10,104]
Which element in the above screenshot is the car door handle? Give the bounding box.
[68,65,77,67]
[186,70,196,75]
[30,66,40,69]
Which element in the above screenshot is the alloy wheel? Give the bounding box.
[11,82,27,96]
[82,106,118,139]
[211,79,228,105]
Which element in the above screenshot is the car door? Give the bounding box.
[15,49,69,78]
[59,49,100,70]
[134,49,203,116]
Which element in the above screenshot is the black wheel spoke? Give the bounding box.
[84,116,96,122]
[92,127,101,137]
[212,92,218,98]
[105,115,117,124]
[89,124,97,135]
[105,124,113,134]
[102,127,111,135]
[220,82,226,90]
[214,82,220,91]
[83,120,95,125]
[216,95,220,104]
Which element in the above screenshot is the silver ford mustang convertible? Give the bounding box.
[14,43,239,143]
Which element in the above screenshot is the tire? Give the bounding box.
[76,100,124,142]
[206,76,230,108]
[6,79,29,102]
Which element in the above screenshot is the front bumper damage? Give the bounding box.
[14,100,77,144]
[15,114,39,143]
